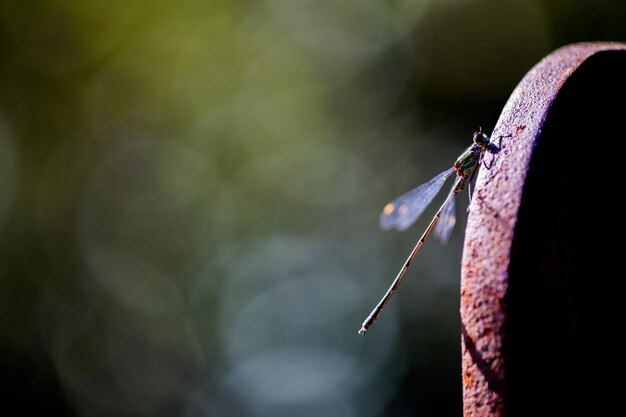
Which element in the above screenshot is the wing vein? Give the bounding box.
[380,167,455,231]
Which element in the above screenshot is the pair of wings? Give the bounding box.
[379,167,457,244]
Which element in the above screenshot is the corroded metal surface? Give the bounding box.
[460,42,626,416]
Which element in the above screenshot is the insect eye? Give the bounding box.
[473,131,489,147]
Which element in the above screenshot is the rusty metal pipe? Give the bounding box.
[461,42,626,416]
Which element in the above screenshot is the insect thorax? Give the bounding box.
[454,145,480,178]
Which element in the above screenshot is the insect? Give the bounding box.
[358,128,493,335]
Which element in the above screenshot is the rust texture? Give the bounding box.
[460,42,626,416]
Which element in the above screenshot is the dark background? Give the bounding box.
[0,1,624,416]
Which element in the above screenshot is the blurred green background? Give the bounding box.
[0,1,623,416]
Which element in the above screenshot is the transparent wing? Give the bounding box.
[380,167,455,231]
[433,191,456,244]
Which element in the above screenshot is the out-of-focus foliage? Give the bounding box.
[0,1,624,416]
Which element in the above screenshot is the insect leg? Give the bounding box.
[467,166,478,208]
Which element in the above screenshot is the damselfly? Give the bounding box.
[358,128,493,335]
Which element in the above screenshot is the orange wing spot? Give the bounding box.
[383,203,395,215]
